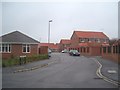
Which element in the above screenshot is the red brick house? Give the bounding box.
[0,31,40,60]
[59,39,71,52]
[101,39,120,63]
[39,43,59,52]
[69,31,109,56]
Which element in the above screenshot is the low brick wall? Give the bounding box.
[102,53,119,63]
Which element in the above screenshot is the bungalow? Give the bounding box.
[69,31,109,56]
[59,39,71,52]
[0,31,40,60]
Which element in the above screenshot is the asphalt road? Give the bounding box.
[2,53,117,88]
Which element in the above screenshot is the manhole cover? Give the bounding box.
[107,70,117,74]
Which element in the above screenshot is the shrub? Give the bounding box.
[2,54,49,67]
[2,57,19,67]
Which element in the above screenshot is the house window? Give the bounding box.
[89,38,95,42]
[84,47,86,53]
[81,48,82,52]
[0,44,1,52]
[108,46,111,53]
[103,47,106,53]
[95,38,97,42]
[103,39,109,43]
[64,44,66,47]
[116,45,118,53]
[87,47,89,53]
[0,44,11,53]
[100,39,104,43]
[85,38,89,42]
[94,38,100,42]
[22,44,30,53]
[113,46,115,53]
[119,45,120,54]
[80,38,85,42]
[89,38,92,42]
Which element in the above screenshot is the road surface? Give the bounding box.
[2,53,117,88]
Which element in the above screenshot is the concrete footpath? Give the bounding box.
[94,56,119,83]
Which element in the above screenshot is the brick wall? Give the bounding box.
[101,44,120,63]
[59,43,71,52]
[90,46,101,56]
[71,33,79,47]
[39,46,48,54]
[69,43,101,56]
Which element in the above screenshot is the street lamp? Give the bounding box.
[48,20,52,46]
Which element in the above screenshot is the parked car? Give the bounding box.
[61,49,68,53]
[69,50,80,56]
[48,48,52,57]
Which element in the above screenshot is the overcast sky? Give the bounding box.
[1,1,118,43]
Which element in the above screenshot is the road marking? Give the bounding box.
[94,59,120,86]
[13,61,58,73]
[107,70,117,74]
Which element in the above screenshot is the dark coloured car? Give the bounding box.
[69,50,80,56]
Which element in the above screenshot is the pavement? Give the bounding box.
[2,53,119,88]
[86,56,119,87]
[95,56,119,82]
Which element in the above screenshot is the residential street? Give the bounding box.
[2,53,118,88]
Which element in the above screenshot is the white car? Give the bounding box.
[48,48,52,57]
[61,49,68,53]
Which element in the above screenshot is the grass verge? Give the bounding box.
[2,54,49,67]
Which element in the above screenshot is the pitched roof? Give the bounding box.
[50,44,59,49]
[39,43,58,49]
[1,31,39,44]
[39,43,54,47]
[60,39,71,44]
[73,31,109,39]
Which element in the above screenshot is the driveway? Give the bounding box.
[2,53,118,88]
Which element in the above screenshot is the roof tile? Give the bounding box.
[1,31,39,44]
[74,31,109,39]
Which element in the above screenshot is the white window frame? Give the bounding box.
[80,38,85,42]
[0,44,1,53]
[22,44,31,53]
[95,38,100,43]
[0,44,11,53]
[97,39,100,43]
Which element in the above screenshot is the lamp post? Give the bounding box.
[48,20,52,46]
